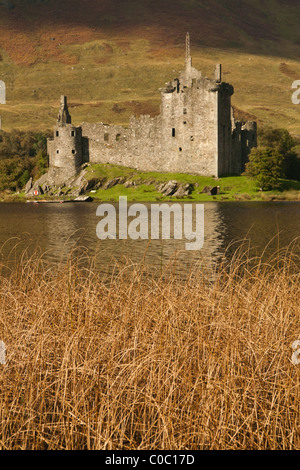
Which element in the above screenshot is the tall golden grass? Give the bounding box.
[0,241,299,450]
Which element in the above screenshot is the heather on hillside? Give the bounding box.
[0,0,300,132]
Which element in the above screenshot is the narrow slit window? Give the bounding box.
[172,128,175,137]
[71,130,75,137]
[56,131,59,137]
[72,149,75,154]
[104,133,109,142]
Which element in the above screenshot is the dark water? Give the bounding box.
[0,201,299,278]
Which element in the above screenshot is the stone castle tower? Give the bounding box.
[47,34,257,178]
[47,96,83,173]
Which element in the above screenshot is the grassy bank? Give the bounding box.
[11,163,300,203]
[86,164,300,202]
[0,244,299,449]
[1,163,300,202]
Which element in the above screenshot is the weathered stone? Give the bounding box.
[74,195,93,202]
[173,183,193,197]
[157,180,178,196]
[156,183,165,192]
[201,185,220,195]
[103,177,123,190]
[201,186,212,194]
[24,177,33,194]
[124,180,134,188]
[43,33,257,187]
[69,189,80,197]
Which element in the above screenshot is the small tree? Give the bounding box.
[244,147,284,190]
[257,127,300,181]
[258,127,295,154]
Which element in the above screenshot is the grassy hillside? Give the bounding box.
[0,0,300,133]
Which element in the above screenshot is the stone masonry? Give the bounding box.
[47,34,257,179]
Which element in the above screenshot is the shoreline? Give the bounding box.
[1,163,300,203]
[1,194,300,203]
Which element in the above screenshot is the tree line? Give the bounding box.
[0,129,51,192]
[0,126,299,193]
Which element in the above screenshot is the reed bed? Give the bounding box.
[0,242,299,450]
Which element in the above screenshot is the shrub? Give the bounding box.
[244,147,284,190]
[0,129,50,191]
[257,127,300,181]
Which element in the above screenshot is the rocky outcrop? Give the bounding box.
[24,166,207,200]
[173,183,194,197]
[156,181,193,197]
[24,177,33,194]
[103,177,126,190]
[156,180,178,196]
[201,185,220,196]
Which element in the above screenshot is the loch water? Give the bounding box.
[0,201,299,278]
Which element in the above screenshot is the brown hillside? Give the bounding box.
[0,0,300,65]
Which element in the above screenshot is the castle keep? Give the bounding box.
[47,34,257,178]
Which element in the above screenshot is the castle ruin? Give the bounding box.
[47,34,257,178]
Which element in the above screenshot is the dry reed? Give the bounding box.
[0,241,299,450]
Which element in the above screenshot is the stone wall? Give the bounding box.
[48,124,82,174]
[46,35,257,179]
[241,121,257,172]
[158,76,219,175]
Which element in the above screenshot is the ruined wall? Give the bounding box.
[231,121,243,174]
[81,116,163,172]
[127,115,163,171]
[76,59,238,176]
[157,77,218,175]
[81,122,129,165]
[217,84,234,176]
[241,121,257,172]
[80,78,220,177]
[46,39,257,179]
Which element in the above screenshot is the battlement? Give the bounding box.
[47,34,257,178]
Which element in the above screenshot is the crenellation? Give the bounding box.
[46,33,257,180]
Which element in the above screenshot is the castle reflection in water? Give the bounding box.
[0,201,299,280]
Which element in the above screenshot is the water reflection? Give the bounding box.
[0,201,299,279]
[41,201,228,278]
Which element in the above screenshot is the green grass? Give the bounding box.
[2,162,300,202]
[82,163,300,202]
